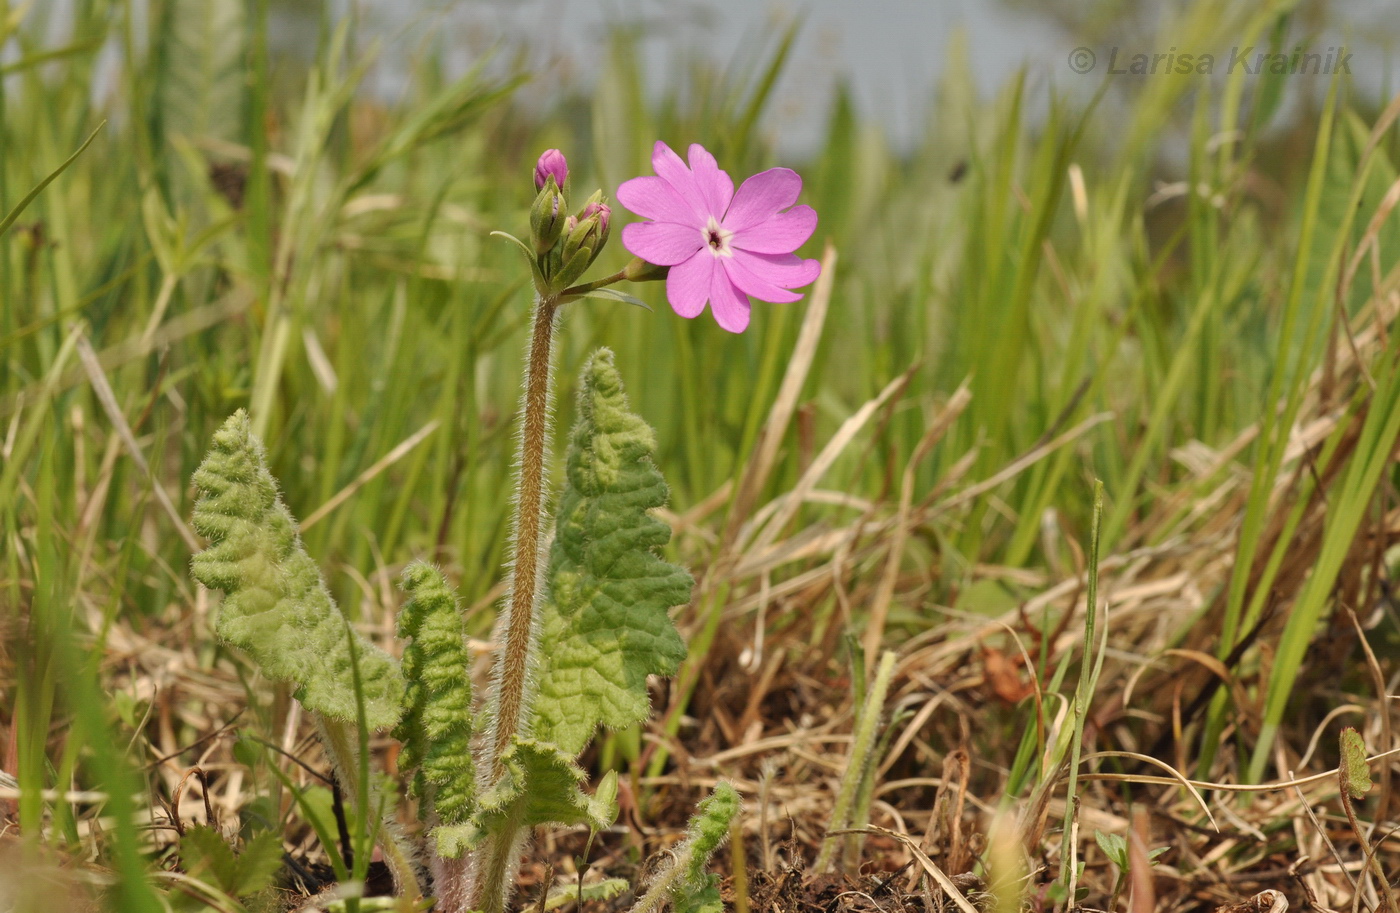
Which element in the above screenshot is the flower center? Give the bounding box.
[703,216,733,258]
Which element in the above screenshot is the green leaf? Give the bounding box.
[191,410,404,730]
[177,825,282,898]
[1094,830,1127,868]
[231,830,284,896]
[438,739,610,857]
[394,562,477,828]
[532,349,692,757]
[678,783,739,887]
[571,287,653,311]
[1340,727,1373,799]
[674,880,723,913]
[544,878,631,911]
[634,783,740,913]
[179,825,240,893]
[0,121,104,236]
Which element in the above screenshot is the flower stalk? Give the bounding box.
[468,293,560,913]
[487,293,560,777]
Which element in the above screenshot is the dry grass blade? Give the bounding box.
[75,331,201,552]
[829,825,980,913]
[863,382,971,667]
[299,419,441,531]
[723,242,837,551]
[746,365,916,556]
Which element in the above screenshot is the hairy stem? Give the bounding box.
[316,715,423,900]
[469,295,560,913]
[1339,769,1398,913]
[477,824,527,913]
[488,295,559,776]
[815,650,895,873]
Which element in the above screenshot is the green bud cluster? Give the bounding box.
[523,152,612,296]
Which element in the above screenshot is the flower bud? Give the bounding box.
[622,256,669,283]
[561,203,610,265]
[529,177,565,255]
[533,149,568,191]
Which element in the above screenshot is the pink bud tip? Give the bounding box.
[582,202,611,233]
[534,149,568,190]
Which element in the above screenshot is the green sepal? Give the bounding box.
[530,177,566,255]
[190,411,403,730]
[551,245,595,292]
[394,562,477,827]
[588,769,620,830]
[436,738,611,857]
[532,349,692,757]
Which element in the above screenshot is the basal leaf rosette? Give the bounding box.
[531,348,693,757]
[436,738,614,858]
[190,410,403,730]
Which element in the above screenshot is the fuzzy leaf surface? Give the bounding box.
[190,410,403,730]
[394,561,477,827]
[438,738,609,856]
[533,348,692,756]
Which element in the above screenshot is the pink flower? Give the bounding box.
[617,141,820,333]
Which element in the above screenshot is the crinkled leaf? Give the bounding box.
[438,739,610,857]
[191,410,403,730]
[394,562,476,827]
[673,878,723,913]
[678,782,739,886]
[533,349,692,757]
[544,878,631,911]
[1340,726,1373,798]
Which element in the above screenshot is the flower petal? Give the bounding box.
[666,250,716,319]
[708,269,752,333]
[723,167,803,232]
[731,204,817,255]
[687,144,734,217]
[721,256,803,303]
[616,175,700,225]
[731,248,821,289]
[651,141,710,220]
[622,220,703,266]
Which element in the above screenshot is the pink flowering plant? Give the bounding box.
[189,145,817,913]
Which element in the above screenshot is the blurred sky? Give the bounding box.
[313,0,1071,155]
[32,0,1400,157]
[287,0,1397,157]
